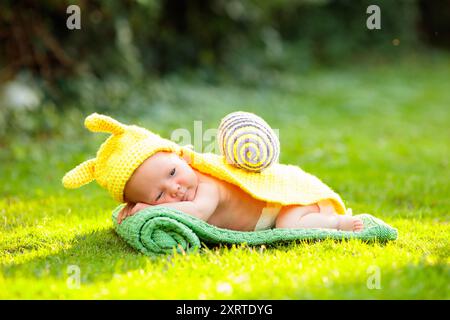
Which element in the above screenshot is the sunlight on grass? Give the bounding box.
[1,57,449,299]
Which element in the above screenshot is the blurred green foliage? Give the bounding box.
[1,59,449,299]
[0,0,425,78]
[0,0,448,140]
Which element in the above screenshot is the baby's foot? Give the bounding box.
[337,215,364,232]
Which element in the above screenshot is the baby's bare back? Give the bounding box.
[198,172,266,231]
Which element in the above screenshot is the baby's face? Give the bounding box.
[124,151,199,205]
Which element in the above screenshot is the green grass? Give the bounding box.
[1,54,449,299]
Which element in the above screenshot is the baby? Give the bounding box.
[62,113,364,233]
[117,151,364,232]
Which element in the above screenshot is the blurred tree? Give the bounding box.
[0,0,447,101]
[418,0,450,49]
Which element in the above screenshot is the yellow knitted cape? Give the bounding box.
[181,147,347,214]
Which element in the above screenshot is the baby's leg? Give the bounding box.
[276,205,338,229]
[275,204,363,232]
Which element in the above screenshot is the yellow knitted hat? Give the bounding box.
[62,113,182,202]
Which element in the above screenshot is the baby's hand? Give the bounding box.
[117,202,151,224]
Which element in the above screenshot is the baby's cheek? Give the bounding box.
[176,175,188,186]
[165,197,179,203]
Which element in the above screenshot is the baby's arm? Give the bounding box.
[156,182,219,221]
[117,182,219,224]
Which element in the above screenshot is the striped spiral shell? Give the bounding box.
[218,111,280,173]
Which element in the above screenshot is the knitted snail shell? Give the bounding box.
[218,111,280,173]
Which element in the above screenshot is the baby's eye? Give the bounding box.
[156,192,163,201]
[170,168,176,176]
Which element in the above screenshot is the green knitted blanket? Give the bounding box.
[112,205,398,256]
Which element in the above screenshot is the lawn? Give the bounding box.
[0,54,449,299]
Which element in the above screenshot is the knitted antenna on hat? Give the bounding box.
[62,113,126,189]
[62,113,182,202]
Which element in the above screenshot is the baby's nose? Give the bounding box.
[169,183,181,196]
